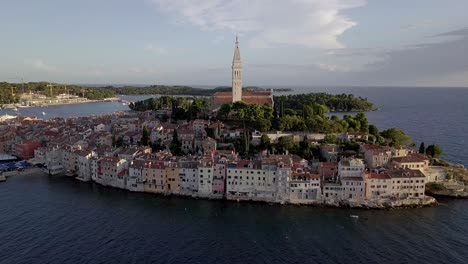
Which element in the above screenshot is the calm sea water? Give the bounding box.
[1,87,468,264]
[1,174,467,264]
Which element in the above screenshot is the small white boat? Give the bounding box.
[350,215,359,219]
[12,107,18,111]
[42,112,46,116]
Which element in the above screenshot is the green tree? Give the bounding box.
[322,134,338,144]
[419,142,425,154]
[141,126,149,146]
[259,134,271,150]
[369,125,379,137]
[380,128,411,147]
[276,136,297,154]
[355,112,369,132]
[170,130,182,155]
[426,144,443,158]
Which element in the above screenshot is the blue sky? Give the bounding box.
[1,0,468,87]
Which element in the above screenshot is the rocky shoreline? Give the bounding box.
[425,181,468,199]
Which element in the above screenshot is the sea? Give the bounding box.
[1,86,467,263]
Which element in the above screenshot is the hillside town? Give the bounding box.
[0,110,449,208]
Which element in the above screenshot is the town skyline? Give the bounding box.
[1,0,468,87]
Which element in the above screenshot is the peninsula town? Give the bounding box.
[1,37,466,208]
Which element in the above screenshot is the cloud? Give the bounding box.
[25,59,59,72]
[152,0,366,49]
[249,62,350,72]
[348,28,468,86]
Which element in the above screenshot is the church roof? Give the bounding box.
[212,91,273,107]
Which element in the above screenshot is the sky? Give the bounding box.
[1,0,468,87]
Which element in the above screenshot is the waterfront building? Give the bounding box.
[323,183,343,200]
[44,147,65,175]
[127,160,147,192]
[166,161,181,195]
[365,172,393,200]
[178,159,199,195]
[387,169,426,199]
[197,158,214,197]
[15,140,41,159]
[340,176,366,200]
[75,150,96,182]
[289,169,321,204]
[212,160,227,197]
[96,157,128,189]
[226,160,277,202]
[143,161,167,194]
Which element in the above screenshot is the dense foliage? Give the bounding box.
[426,144,443,158]
[129,96,211,120]
[111,85,217,96]
[217,100,372,134]
[380,128,411,147]
[0,84,20,105]
[274,93,375,112]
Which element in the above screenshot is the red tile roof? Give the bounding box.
[212,90,273,107]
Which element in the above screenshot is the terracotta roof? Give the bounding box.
[367,173,391,180]
[212,91,273,106]
[392,153,428,163]
[385,169,425,178]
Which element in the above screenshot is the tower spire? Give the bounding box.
[232,35,242,103]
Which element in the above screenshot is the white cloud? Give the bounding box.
[152,0,366,49]
[25,59,59,72]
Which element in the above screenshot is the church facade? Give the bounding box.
[211,36,273,110]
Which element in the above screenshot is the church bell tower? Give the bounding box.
[232,35,242,103]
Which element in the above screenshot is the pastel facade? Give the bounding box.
[364,148,392,169]
[197,160,214,197]
[143,162,167,194]
[96,157,128,189]
[166,164,180,195]
[387,169,426,199]
[289,172,321,203]
[391,153,429,171]
[341,177,366,200]
[365,173,393,200]
[226,160,277,202]
[127,160,147,192]
[75,150,96,182]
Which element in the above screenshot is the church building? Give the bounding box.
[211,36,273,110]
